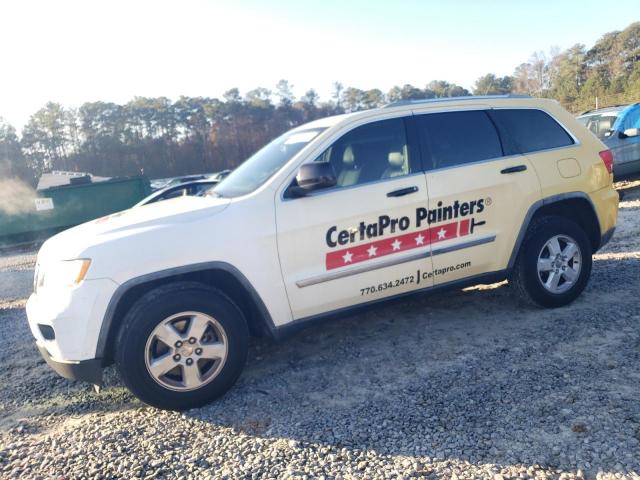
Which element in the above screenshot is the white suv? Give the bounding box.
[27,96,618,410]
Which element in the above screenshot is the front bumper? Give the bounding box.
[26,278,118,361]
[26,278,118,385]
[37,343,103,385]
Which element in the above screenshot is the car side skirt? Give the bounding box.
[272,269,508,341]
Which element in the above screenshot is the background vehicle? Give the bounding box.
[149,170,233,191]
[150,174,212,191]
[135,178,219,207]
[139,171,232,206]
[0,174,151,248]
[578,103,640,178]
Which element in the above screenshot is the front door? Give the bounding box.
[275,116,433,320]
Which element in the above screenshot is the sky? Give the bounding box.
[1,0,637,130]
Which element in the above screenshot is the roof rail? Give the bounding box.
[383,94,531,108]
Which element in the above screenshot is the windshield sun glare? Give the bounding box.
[212,128,326,198]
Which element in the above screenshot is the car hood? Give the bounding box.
[38,195,231,262]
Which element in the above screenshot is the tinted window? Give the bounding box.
[314,118,412,188]
[417,110,503,169]
[491,109,574,154]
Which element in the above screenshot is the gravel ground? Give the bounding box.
[1,183,640,479]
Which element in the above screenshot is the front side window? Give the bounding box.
[313,117,413,188]
[416,110,503,169]
[213,128,325,198]
[491,109,574,153]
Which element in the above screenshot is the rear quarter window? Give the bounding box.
[490,109,574,154]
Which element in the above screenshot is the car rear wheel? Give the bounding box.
[115,282,248,410]
[510,216,592,308]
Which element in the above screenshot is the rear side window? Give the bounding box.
[491,109,574,154]
[416,110,503,169]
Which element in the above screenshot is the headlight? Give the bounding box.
[40,259,92,290]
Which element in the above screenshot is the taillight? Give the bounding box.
[599,149,614,174]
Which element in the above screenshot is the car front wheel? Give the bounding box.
[115,282,248,410]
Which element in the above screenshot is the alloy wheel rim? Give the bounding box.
[537,234,582,294]
[144,311,228,392]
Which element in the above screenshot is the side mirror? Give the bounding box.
[622,128,640,138]
[288,163,337,197]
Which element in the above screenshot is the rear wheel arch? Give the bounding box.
[98,263,276,365]
[508,193,602,271]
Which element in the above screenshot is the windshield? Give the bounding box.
[212,128,326,198]
[580,113,619,139]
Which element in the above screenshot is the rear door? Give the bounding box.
[275,116,433,320]
[414,108,542,285]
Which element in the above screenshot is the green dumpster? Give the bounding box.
[0,175,151,248]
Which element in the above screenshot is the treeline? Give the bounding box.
[0,79,473,185]
[1,84,344,185]
[1,22,638,187]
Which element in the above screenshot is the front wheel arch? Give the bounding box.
[98,263,276,366]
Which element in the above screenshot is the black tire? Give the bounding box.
[115,282,248,410]
[510,215,592,308]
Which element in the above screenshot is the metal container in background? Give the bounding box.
[0,175,151,247]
